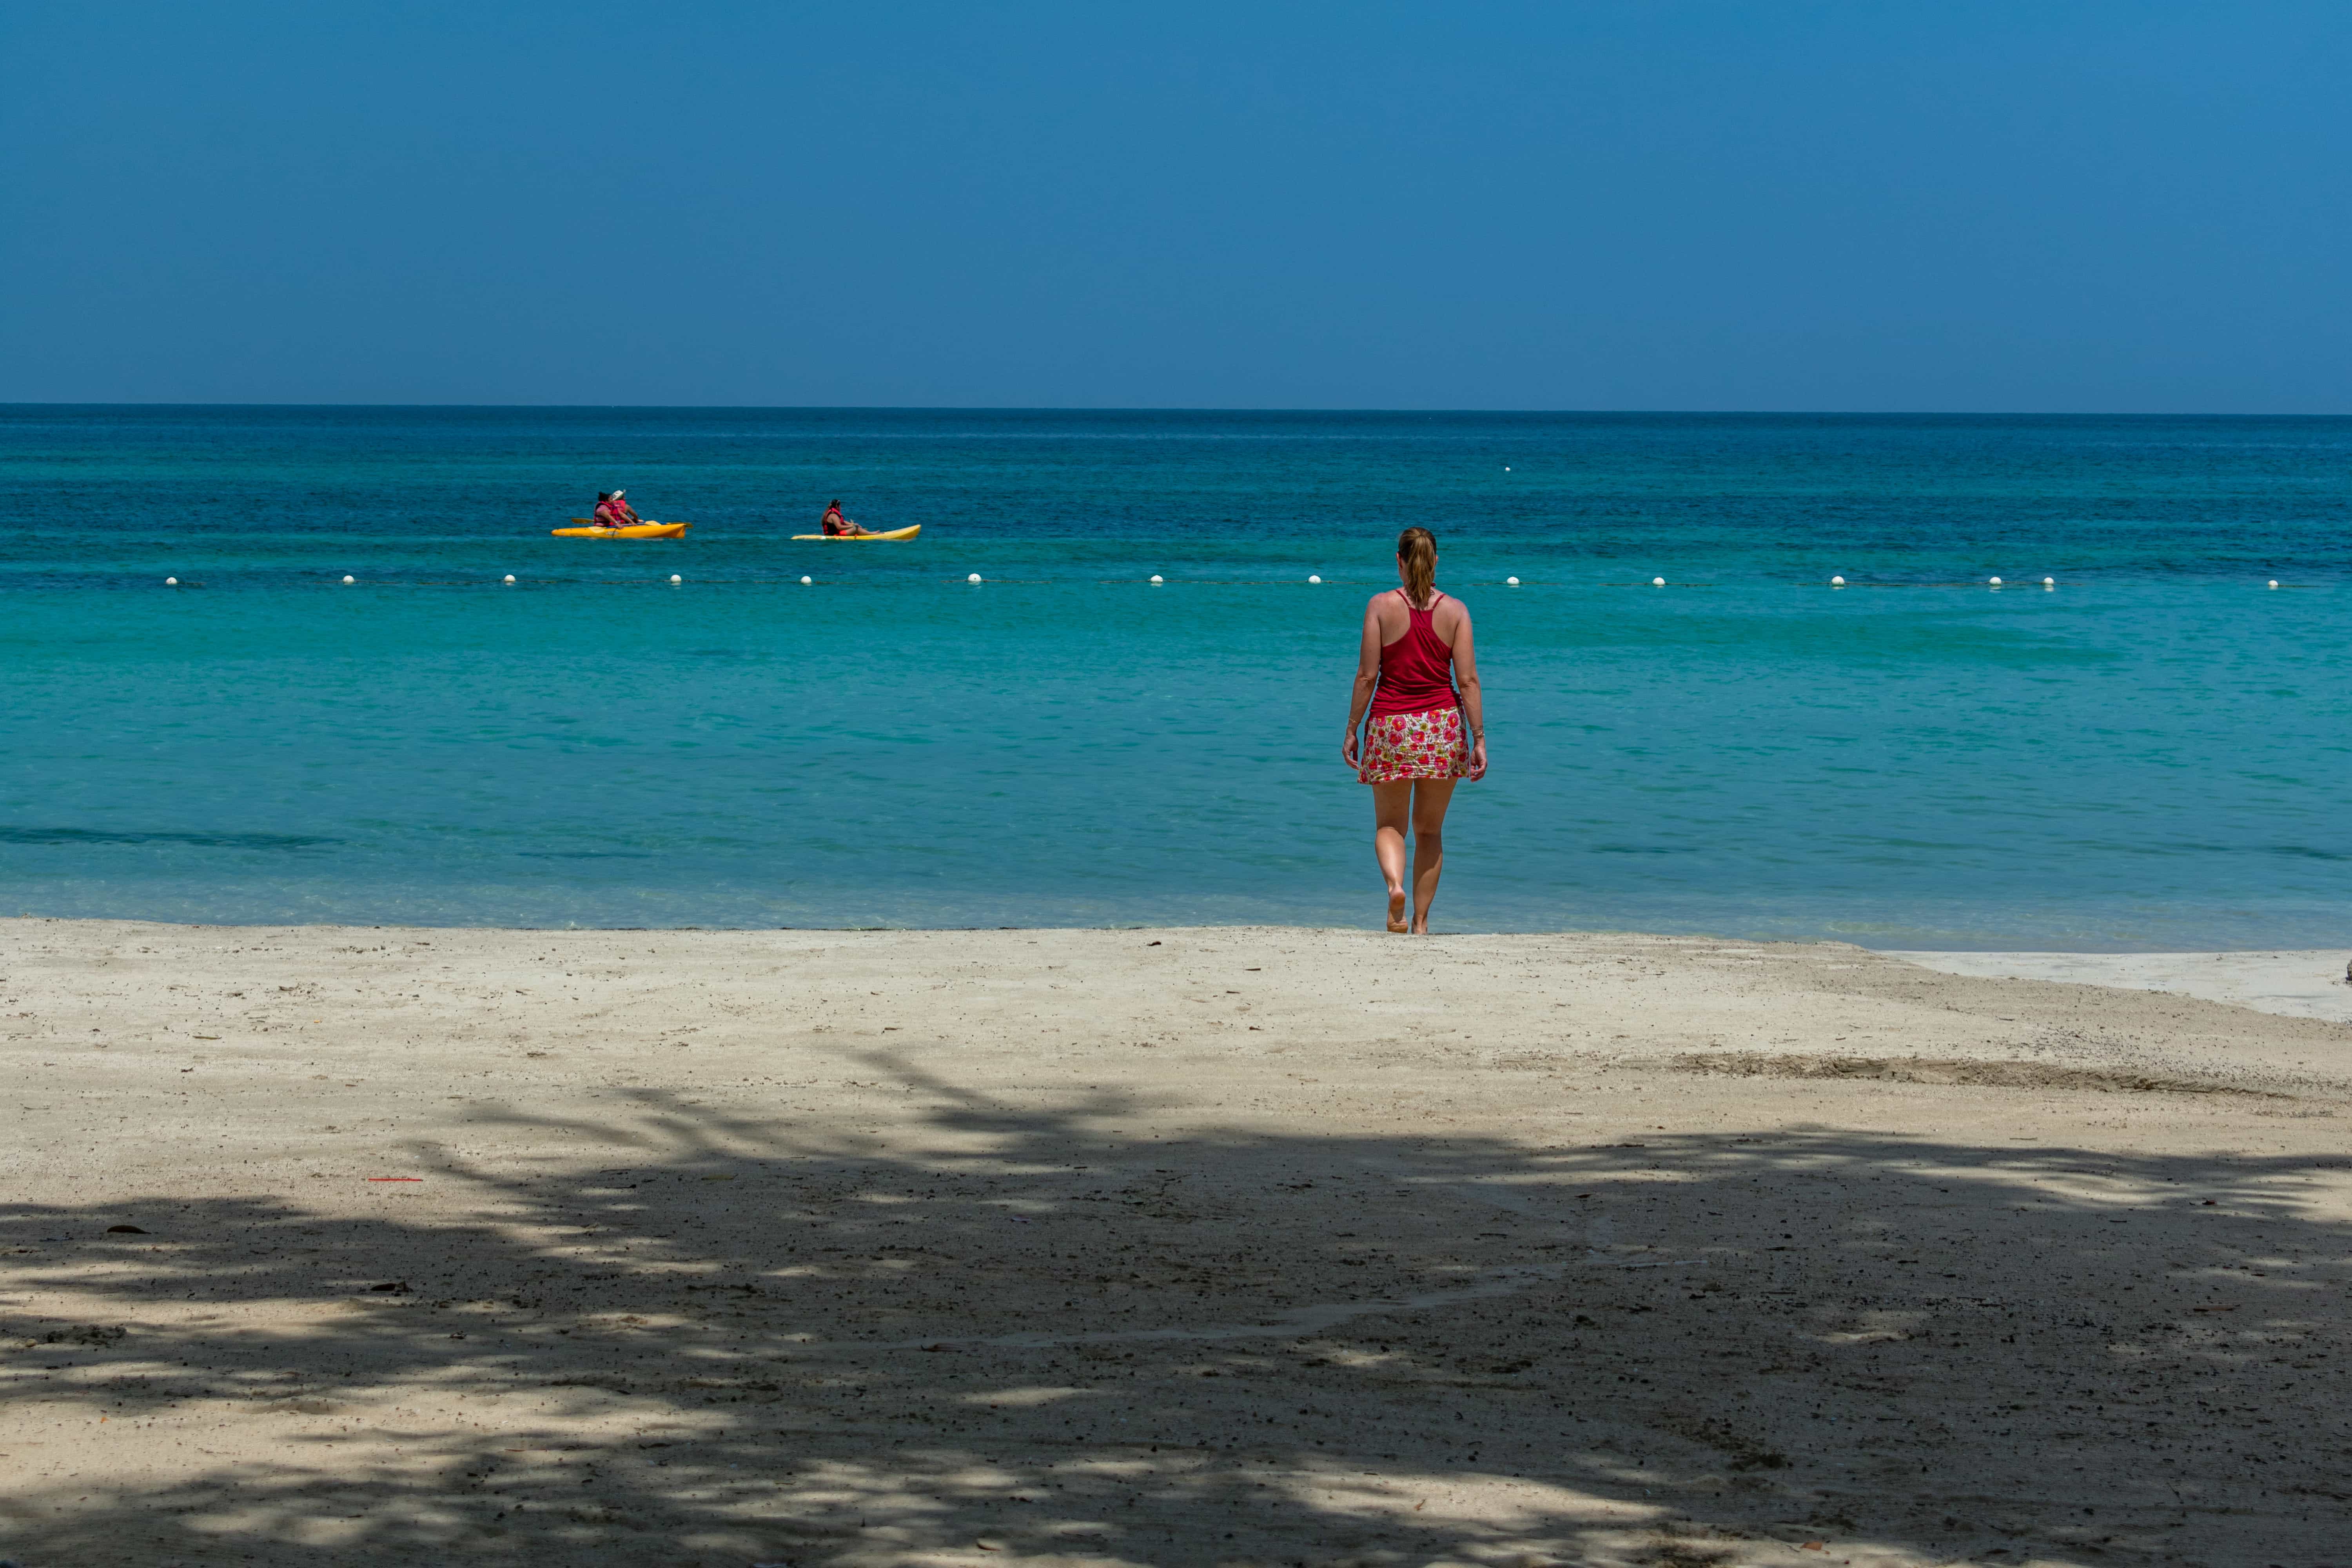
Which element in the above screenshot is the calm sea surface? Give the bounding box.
[2,407,2345,947]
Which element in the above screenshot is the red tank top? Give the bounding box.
[1368,591,1458,717]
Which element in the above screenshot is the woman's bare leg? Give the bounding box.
[1371,782,1414,931]
[1407,778,1460,933]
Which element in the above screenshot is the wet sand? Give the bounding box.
[4,918,2349,1566]
[1891,947,2352,1025]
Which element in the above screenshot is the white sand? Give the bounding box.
[4,919,2349,1567]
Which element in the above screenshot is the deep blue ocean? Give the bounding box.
[2,406,2345,947]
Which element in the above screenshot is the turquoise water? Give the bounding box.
[3,407,2346,947]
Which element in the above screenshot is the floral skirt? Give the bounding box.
[1358,704,1469,784]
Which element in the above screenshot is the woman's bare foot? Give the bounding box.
[1386,887,1409,932]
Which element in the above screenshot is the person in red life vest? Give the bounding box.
[593,490,644,529]
[1341,526,1486,933]
[820,499,874,537]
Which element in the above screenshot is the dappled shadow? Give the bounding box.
[5,1067,2349,1566]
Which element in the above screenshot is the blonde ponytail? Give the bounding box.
[1397,527,1438,607]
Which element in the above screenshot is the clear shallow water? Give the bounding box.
[2,406,2346,947]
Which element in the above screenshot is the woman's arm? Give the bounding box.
[1342,597,1385,767]
[1451,608,1487,779]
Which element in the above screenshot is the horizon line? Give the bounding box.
[4,402,2350,419]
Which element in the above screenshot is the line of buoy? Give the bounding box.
[152,573,2312,593]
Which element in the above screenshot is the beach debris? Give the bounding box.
[366,1176,422,1182]
[2192,1303,2237,1313]
[969,573,984,583]
[341,575,356,584]
[367,1281,411,1293]
[105,1224,147,1234]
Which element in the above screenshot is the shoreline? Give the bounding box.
[8,912,2347,1022]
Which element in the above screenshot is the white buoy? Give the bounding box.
[1652,577,1666,586]
[1308,574,1321,584]
[1506,576,1520,586]
[669,574,682,584]
[165,577,178,586]
[1989,576,2003,586]
[1149,574,1163,584]
[2269,579,2279,589]
[1504,466,1511,471]
[503,574,515,584]
[968,573,983,584]
[1831,575,1845,586]
[342,575,355,584]
[2043,577,2055,587]
[800,575,813,585]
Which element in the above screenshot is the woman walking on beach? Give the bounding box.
[1343,527,1486,933]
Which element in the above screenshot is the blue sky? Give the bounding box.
[4,2,2347,409]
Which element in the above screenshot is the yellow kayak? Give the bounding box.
[789,524,922,541]
[554,521,690,539]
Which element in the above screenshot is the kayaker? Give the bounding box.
[821,500,869,537]
[594,491,644,530]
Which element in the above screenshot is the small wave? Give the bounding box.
[0,826,342,850]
